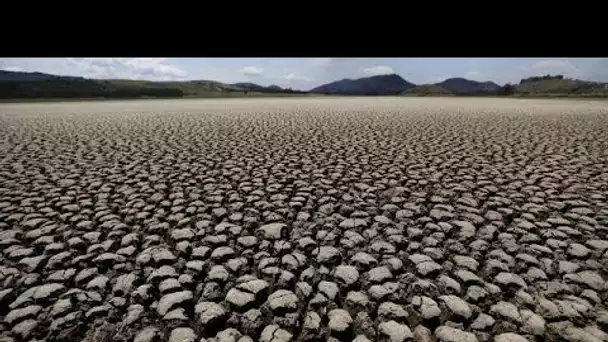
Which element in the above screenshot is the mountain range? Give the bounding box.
[307,74,505,96]
[1,69,607,100]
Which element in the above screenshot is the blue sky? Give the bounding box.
[1,58,606,90]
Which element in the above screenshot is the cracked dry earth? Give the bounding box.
[0,97,608,342]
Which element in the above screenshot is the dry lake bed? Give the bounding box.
[0,97,607,342]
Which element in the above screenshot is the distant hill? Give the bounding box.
[403,84,454,96]
[231,82,267,90]
[310,74,416,95]
[231,83,289,93]
[402,74,608,98]
[0,70,308,100]
[1,69,607,100]
[436,78,501,95]
[0,70,85,82]
[104,79,242,96]
[512,75,608,97]
[403,78,501,97]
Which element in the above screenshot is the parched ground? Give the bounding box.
[0,97,607,342]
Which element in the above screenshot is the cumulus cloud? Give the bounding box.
[3,66,24,72]
[284,72,310,82]
[529,58,608,82]
[521,59,580,78]
[239,66,263,77]
[0,58,186,81]
[485,58,591,85]
[362,65,394,76]
[531,59,574,70]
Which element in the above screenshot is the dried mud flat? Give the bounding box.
[0,97,607,342]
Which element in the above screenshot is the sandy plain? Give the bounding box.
[0,97,607,342]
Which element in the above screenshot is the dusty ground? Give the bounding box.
[0,97,607,342]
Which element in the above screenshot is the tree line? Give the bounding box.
[520,74,564,84]
[242,88,309,95]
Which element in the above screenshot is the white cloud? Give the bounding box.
[0,58,186,81]
[284,72,310,82]
[310,58,361,67]
[521,59,580,78]
[362,65,394,76]
[3,66,24,72]
[531,59,573,70]
[522,58,608,82]
[239,66,263,77]
[500,59,583,84]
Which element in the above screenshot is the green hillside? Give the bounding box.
[0,70,309,100]
[513,76,608,97]
[403,84,454,96]
[101,79,241,96]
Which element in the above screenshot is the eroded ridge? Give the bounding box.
[0,97,607,342]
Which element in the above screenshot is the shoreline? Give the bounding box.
[1,94,608,104]
[0,93,322,104]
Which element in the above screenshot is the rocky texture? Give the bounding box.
[0,97,607,341]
